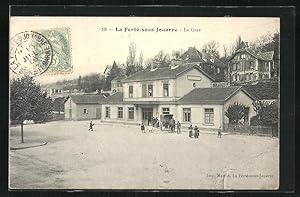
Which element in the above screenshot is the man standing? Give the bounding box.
[217,126,222,138]
[177,121,181,134]
[88,121,94,131]
[188,125,193,138]
[194,125,199,138]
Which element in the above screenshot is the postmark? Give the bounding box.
[10,31,53,76]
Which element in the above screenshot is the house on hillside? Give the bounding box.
[174,47,228,82]
[228,48,275,83]
[201,49,228,81]
[101,63,256,130]
[111,76,124,93]
[64,94,107,120]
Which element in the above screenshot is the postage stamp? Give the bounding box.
[10,31,53,76]
[38,27,73,75]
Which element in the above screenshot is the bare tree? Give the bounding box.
[202,41,220,57]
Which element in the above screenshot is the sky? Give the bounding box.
[10,17,280,84]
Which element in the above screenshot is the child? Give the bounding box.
[148,123,153,133]
[141,122,145,133]
[217,126,222,138]
[88,121,94,131]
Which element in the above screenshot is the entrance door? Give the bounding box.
[244,107,249,125]
[69,109,72,119]
[142,108,153,125]
[96,108,101,119]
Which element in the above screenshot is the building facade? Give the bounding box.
[100,63,256,131]
[228,49,275,83]
[64,94,106,120]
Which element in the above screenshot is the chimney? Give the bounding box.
[244,42,248,48]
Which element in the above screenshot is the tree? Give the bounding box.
[202,41,220,57]
[126,42,138,76]
[152,50,171,68]
[136,51,144,72]
[233,35,245,52]
[10,75,53,143]
[53,97,65,115]
[251,100,278,136]
[225,102,247,124]
[252,100,278,126]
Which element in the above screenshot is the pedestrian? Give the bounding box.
[177,121,181,134]
[148,123,153,133]
[217,126,222,138]
[188,124,193,138]
[194,125,199,138]
[141,122,145,133]
[88,120,94,131]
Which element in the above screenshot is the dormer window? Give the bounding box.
[210,59,214,63]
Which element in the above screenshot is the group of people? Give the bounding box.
[188,125,222,138]
[169,119,181,134]
[188,125,200,138]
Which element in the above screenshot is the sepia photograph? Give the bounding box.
[9,16,280,190]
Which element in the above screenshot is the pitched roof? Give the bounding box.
[180,47,206,63]
[68,94,107,104]
[257,51,274,61]
[103,92,124,104]
[230,48,274,61]
[122,63,214,82]
[178,86,254,104]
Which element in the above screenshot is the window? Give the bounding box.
[250,61,254,70]
[117,107,123,119]
[183,108,191,122]
[148,84,153,97]
[162,108,170,115]
[83,109,88,114]
[232,64,236,71]
[193,82,196,88]
[217,68,220,74]
[204,108,214,124]
[163,83,169,97]
[237,63,241,70]
[246,73,249,81]
[129,85,133,98]
[105,107,110,118]
[128,107,134,120]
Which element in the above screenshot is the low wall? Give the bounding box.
[224,124,278,137]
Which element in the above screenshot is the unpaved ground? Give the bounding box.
[9,120,279,190]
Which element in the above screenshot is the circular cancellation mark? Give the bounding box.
[10,31,53,77]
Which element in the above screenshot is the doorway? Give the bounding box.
[244,107,249,125]
[142,108,153,125]
[69,109,72,119]
[96,107,101,119]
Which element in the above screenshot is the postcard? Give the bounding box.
[9,16,280,190]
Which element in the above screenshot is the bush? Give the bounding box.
[225,102,247,124]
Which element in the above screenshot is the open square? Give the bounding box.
[9,121,279,189]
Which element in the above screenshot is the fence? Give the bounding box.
[224,123,278,137]
[51,111,65,121]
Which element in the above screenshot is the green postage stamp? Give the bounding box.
[10,27,72,76]
[39,28,72,74]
